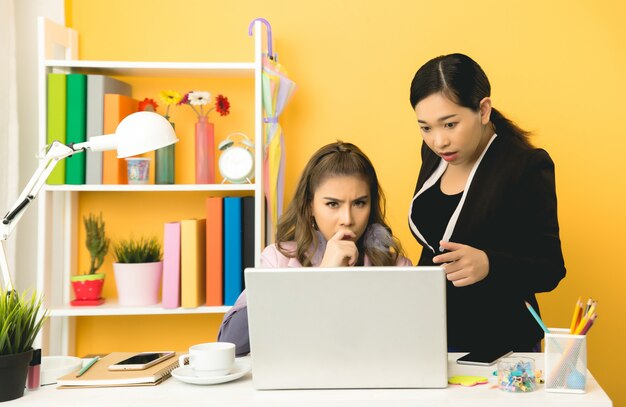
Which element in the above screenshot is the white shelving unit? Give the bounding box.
[35,18,264,355]
[43,184,257,192]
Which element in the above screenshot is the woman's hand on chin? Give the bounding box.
[319,230,358,267]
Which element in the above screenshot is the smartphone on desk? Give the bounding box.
[108,351,175,371]
[456,349,513,366]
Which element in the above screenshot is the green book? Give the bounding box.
[65,74,87,184]
[46,73,67,185]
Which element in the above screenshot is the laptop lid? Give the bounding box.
[245,266,447,389]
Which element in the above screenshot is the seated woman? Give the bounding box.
[218,141,412,355]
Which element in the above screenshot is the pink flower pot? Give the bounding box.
[113,262,163,306]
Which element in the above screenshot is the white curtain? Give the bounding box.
[0,0,19,284]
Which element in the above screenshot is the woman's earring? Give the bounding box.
[311,217,319,230]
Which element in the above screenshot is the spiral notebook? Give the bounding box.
[57,352,181,388]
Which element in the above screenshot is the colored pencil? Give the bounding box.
[574,302,597,335]
[580,314,597,335]
[569,297,582,334]
[524,301,550,334]
[584,298,593,315]
[76,356,99,377]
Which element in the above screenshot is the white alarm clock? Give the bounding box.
[218,133,255,184]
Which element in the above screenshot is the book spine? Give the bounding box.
[223,197,242,306]
[181,219,207,308]
[65,73,87,184]
[86,75,132,184]
[205,197,224,306]
[162,222,181,309]
[241,196,255,286]
[46,73,67,184]
[102,94,137,184]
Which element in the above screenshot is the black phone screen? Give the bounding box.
[116,352,169,365]
[456,349,513,365]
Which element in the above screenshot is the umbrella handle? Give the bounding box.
[248,17,274,60]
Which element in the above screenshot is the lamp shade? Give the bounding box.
[114,111,179,158]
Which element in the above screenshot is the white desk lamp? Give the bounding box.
[0,111,179,291]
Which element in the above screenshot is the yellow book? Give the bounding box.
[181,219,207,308]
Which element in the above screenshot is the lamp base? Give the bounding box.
[70,298,105,306]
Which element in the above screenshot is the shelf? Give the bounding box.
[36,17,264,355]
[48,300,231,317]
[44,60,256,78]
[43,184,257,192]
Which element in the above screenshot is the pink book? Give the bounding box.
[162,221,181,308]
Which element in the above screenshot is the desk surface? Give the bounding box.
[10,353,612,407]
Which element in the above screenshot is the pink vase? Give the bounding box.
[195,117,215,184]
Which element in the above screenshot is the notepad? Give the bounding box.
[56,352,180,388]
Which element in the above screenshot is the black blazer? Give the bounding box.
[410,134,566,351]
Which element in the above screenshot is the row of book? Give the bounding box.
[47,73,136,185]
[161,196,255,308]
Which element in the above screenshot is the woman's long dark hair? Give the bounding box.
[275,141,405,266]
[409,53,532,147]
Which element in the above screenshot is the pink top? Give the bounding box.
[260,241,412,268]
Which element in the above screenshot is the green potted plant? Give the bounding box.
[0,290,48,401]
[70,213,109,306]
[112,236,163,306]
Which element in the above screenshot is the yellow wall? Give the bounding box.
[67,0,626,404]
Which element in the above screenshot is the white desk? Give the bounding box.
[9,354,612,407]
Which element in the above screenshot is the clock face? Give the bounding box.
[219,147,254,183]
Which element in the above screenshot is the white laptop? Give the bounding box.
[245,266,448,389]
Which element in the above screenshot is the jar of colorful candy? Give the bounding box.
[497,357,537,392]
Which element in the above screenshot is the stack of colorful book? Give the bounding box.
[161,196,255,308]
[46,73,135,185]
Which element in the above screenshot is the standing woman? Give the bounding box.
[408,53,566,352]
[219,141,411,355]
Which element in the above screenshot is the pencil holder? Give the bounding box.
[544,328,587,393]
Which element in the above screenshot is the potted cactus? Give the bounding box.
[0,289,48,401]
[70,212,109,306]
[112,236,163,306]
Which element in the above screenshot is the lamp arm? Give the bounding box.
[1,241,11,291]
[74,134,117,152]
[1,141,78,290]
[2,141,77,238]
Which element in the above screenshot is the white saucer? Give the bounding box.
[171,359,251,385]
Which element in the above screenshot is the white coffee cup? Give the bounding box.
[179,342,235,377]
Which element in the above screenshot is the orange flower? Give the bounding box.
[138,98,158,112]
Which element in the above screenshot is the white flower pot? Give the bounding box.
[113,261,163,306]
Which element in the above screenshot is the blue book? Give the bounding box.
[223,197,243,306]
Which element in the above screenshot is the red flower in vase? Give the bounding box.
[180,91,231,119]
[215,94,231,116]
